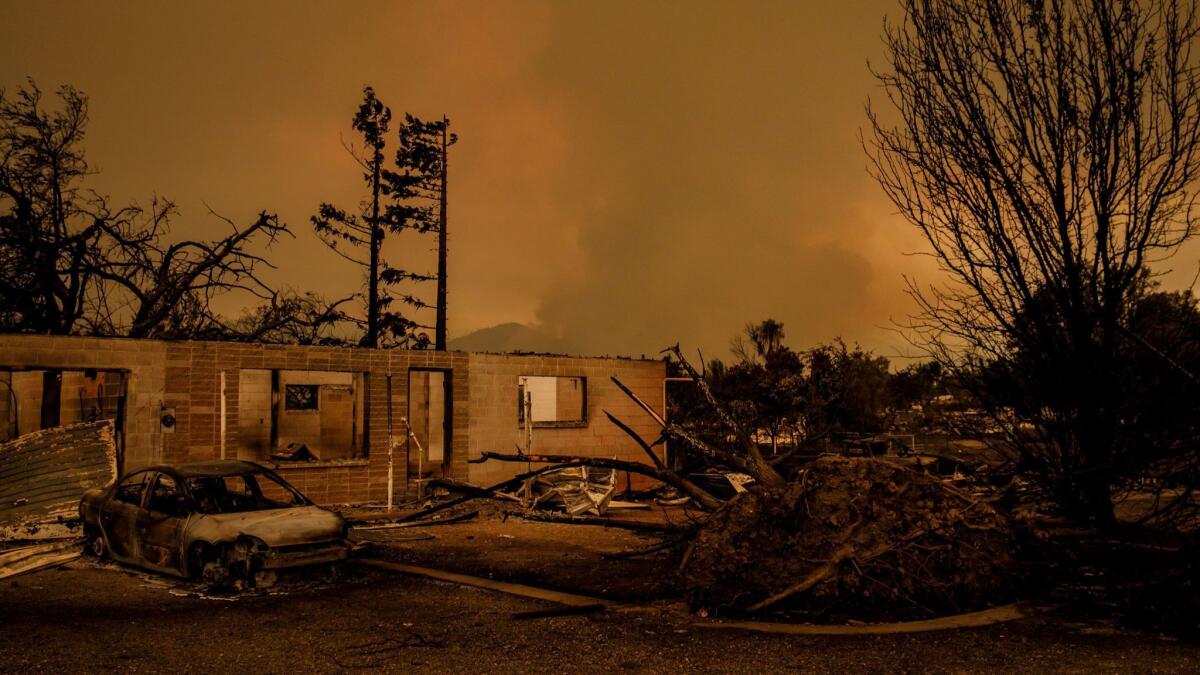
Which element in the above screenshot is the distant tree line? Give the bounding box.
[678,297,1200,533]
[668,319,947,457]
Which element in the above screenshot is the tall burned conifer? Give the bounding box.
[391,115,456,350]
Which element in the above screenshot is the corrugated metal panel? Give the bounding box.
[0,420,117,539]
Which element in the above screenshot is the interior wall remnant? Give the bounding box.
[237,369,366,462]
[237,369,272,460]
[13,371,44,438]
[0,372,15,441]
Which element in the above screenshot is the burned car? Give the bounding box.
[79,460,348,585]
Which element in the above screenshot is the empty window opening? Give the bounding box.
[518,376,587,427]
[238,369,367,463]
[147,473,187,517]
[0,367,127,443]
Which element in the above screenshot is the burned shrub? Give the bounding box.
[681,456,1016,619]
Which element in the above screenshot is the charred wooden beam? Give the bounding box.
[514,511,693,534]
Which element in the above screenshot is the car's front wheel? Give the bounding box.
[83,525,107,559]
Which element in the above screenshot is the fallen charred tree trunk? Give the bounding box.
[514,511,694,534]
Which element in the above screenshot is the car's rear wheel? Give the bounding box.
[83,525,107,559]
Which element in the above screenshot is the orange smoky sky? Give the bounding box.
[8,1,1193,361]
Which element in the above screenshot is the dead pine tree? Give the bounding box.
[313,86,428,348]
[390,114,457,350]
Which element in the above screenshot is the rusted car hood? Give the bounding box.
[195,506,343,547]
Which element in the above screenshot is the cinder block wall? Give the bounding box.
[0,335,167,468]
[0,335,667,503]
[466,353,667,488]
[161,341,469,504]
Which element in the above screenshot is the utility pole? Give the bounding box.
[435,116,450,351]
[366,142,383,349]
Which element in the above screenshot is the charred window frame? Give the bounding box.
[115,470,152,506]
[284,384,319,411]
[517,375,588,428]
[146,472,189,517]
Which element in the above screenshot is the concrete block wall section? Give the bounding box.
[0,335,168,469]
[162,342,469,504]
[0,336,665,504]
[465,353,667,488]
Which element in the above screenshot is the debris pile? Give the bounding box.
[681,456,1016,619]
[270,442,318,462]
[511,466,617,516]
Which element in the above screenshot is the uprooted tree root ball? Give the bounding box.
[681,456,1016,620]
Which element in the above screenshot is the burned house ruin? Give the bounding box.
[0,335,666,504]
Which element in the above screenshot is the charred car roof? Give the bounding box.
[146,460,272,478]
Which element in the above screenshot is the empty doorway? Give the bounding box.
[407,369,450,479]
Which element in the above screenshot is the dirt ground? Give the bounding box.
[2,560,1197,673]
[358,510,685,602]
[2,514,1199,673]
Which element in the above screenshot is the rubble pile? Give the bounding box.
[681,456,1016,619]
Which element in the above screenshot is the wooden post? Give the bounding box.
[219,370,226,460]
[386,374,394,512]
[402,416,427,501]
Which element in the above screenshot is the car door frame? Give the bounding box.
[99,469,153,563]
[136,470,194,576]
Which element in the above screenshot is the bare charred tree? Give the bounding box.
[222,290,356,345]
[86,200,298,339]
[0,80,338,342]
[866,0,1200,527]
[0,80,346,423]
[0,81,96,336]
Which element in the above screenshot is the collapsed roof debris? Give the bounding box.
[0,420,117,540]
[508,466,617,516]
[0,540,80,580]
